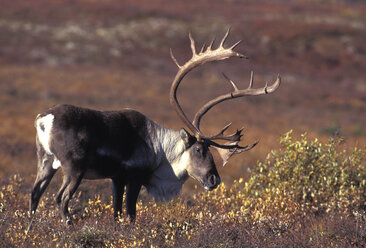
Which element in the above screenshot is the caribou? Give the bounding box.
[30,29,280,225]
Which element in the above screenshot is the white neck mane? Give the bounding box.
[144,121,189,201]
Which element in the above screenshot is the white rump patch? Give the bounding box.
[37,114,62,170]
[52,159,61,170]
[36,114,54,155]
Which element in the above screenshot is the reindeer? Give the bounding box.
[30,29,280,225]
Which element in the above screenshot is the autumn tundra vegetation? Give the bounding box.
[1,0,366,247]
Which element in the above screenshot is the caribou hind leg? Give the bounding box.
[30,142,57,215]
[55,164,84,225]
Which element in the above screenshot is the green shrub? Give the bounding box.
[243,130,366,216]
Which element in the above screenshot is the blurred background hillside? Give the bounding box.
[0,0,365,196]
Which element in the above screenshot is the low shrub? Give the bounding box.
[244,131,366,216]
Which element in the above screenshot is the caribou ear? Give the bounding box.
[180,128,197,148]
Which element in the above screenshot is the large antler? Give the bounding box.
[169,29,281,165]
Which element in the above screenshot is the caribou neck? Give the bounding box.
[152,123,185,162]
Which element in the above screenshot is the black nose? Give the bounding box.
[207,174,221,189]
[209,174,216,186]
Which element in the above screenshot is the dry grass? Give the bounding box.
[1,171,365,247]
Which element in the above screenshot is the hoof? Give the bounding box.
[62,217,73,226]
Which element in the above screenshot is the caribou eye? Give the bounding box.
[194,146,205,157]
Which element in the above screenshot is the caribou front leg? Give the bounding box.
[125,181,142,222]
[112,177,125,220]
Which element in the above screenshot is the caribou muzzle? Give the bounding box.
[203,173,221,191]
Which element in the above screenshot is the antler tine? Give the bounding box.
[222,73,239,92]
[208,122,233,140]
[209,123,244,142]
[170,48,182,68]
[220,28,231,48]
[230,40,242,50]
[216,122,232,134]
[189,32,197,56]
[210,127,244,142]
[265,74,281,93]
[207,37,215,51]
[248,71,254,89]
[199,43,206,54]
